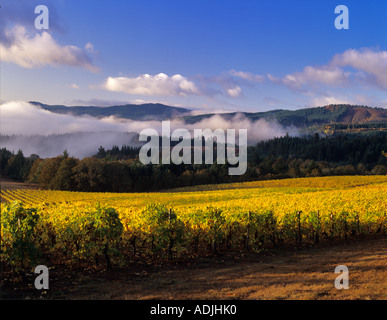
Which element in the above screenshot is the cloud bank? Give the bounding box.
[0,101,298,158]
[0,132,140,159]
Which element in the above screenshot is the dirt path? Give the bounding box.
[55,236,386,300]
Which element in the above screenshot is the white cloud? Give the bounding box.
[227,86,242,98]
[229,70,265,83]
[331,48,387,88]
[0,101,134,135]
[102,73,200,96]
[266,73,281,84]
[274,48,387,92]
[0,25,98,72]
[0,101,299,157]
[85,42,94,52]
[282,66,350,90]
[310,95,354,107]
[67,83,80,90]
[160,114,299,145]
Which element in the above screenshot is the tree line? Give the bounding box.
[1,132,386,192]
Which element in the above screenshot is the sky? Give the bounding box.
[1,0,387,113]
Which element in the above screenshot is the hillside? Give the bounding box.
[29,102,387,127]
[184,104,387,127]
[29,101,191,121]
[337,105,387,123]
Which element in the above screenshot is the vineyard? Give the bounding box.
[1,175,387,275]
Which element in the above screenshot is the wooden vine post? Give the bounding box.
[246,211,251,251]
[297,211,302,245]
[168,208,173,261]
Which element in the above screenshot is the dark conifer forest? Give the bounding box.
[1,131,386,192]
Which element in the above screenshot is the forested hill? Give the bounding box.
[29,101,191,121]
[29,102,387,127]
[183,104,387,127]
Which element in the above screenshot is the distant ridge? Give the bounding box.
[29,101,191,121]
[183,104,387,127]
[29,102,387,126]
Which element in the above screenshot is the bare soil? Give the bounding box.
[0,176,41,191]
[0,176,41,203]
[2,236,386,300]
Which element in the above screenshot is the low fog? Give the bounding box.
[0,132,141,159]
[0,101,299,158]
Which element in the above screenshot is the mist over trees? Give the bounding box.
[1,132,386,192]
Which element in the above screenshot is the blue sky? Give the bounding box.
[1,0,387,112]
